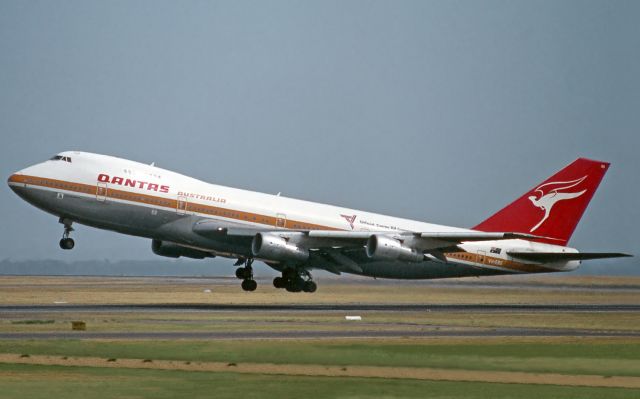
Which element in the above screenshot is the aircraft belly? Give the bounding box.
[15,185,176,238]
[14,185,254,255]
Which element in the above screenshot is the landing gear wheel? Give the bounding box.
[241,279,257,292]
[303,281,317,293]
[279,269,316,293]
[58,218,75,250]
[235,267,251,279]
[273,277,286,289]
[236,258,254,280]
[286,278,304,293]
[59,238,75,250]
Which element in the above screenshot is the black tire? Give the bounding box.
[59,238,74,250]
[236,267,252,279]
[303,281,317,293]
[241,279,257,292]
[235,268,245,279]
[273,277,285,289]
[286,278,303,293]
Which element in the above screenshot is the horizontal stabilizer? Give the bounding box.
[507,252,632,262]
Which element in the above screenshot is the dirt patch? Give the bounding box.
[0,353,639,389]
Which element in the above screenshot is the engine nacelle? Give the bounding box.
[251,233,308,262]
[151,239,213,259]
[365,235,424,263]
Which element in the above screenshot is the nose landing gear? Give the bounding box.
[59,218,75,250]
[235,258,257,291]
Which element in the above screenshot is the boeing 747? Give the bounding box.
[8,152,631,292]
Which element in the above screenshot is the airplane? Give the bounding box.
[8,152,631,293]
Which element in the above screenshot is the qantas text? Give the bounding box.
[97,174,169,193]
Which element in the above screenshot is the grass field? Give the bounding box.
[3,363,639,399]
[1,275,639,305]
[2,338,640,377]
[0,275,639,398]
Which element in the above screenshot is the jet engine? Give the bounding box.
[365,235,424,262]
[151,239,213,259]
[251,233,308,262]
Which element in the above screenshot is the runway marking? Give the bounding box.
[1,354,639,389]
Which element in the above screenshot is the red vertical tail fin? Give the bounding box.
[473,158,610,246]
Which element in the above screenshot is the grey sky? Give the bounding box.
[1,1,638,264]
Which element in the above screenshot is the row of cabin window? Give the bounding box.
[40,178,318,230]
[292,223,313,229]
[34,179,298,228]
[42,180,84,192]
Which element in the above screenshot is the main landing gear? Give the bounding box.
[58,218,75,250]
[235,258,257,292]
[273,269,317,293]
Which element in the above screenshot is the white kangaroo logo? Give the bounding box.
[528,176,587,232]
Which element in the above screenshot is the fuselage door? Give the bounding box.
[96,183,108,202]
[177,196,188,215]
[477,250,487,265]
[275,213,286,228]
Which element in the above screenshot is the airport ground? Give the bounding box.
[0,274,639,398]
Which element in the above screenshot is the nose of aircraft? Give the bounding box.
[7,170,25,194]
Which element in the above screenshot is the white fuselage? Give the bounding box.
[8,151,580,279]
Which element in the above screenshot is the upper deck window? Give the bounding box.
[49,155,72,163]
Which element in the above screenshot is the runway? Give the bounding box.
[2,276,639,341]
[1,303,640,313]
[2,303,639,340]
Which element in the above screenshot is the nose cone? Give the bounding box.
[7,171,33,204]
[7,172,23,194]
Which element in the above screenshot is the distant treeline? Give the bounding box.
[0,258,637,277]
[0,258,241,277]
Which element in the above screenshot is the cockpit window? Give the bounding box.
[49,155,72,163]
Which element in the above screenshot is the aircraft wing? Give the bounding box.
[307,230,542,244]
[192,220,543,249]
[193,219,544,260]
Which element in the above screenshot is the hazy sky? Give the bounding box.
[1,1,638,265]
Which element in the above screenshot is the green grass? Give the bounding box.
[2,339,639,377]
[0,363,637,399]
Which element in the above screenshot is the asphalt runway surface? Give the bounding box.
[2,303,639,340]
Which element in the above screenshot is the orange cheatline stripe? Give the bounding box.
[9,174,549,273]
[445,252,554,273]
[8,174,339,231]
